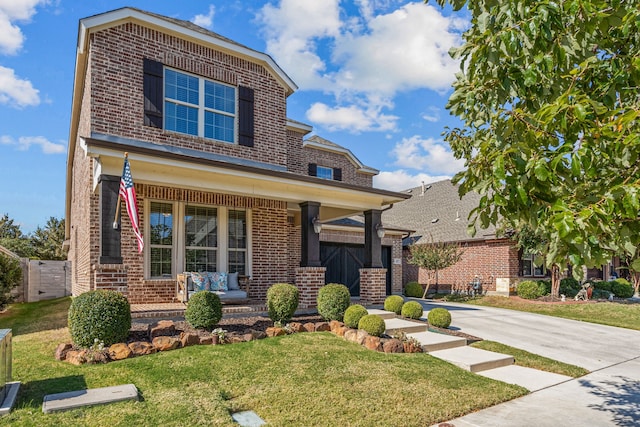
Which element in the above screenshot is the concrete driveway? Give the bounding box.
[416,300,640,427]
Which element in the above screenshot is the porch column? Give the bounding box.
[364,209,382,268]
[299,201,321,267]
[359,268,387,305]
[99,175,122,264]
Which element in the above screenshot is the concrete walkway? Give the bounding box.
[413,300,640,426]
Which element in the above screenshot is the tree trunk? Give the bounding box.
[632,270,640,298]
[550,263,561,298]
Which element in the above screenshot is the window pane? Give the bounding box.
[316,166,333,180]
[185,206,217,247]
[204,111,235,143]
[204,81,235,113]
[185,249,217,273]
[165,69,198,105]
[522,258,532,276]
[149,202,173,245]
[150,247,172,277]
[228,210,246,248]
[165,102,198,136]
[228,250,246,275]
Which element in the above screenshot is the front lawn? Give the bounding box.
[0,298,527,426]
[467,296,640,331]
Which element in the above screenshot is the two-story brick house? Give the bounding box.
[64,7,409,306]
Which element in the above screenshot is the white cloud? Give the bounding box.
[0,0,47,54]
[373,170,451,191]
[0,65,39,107]
[192,5,215,30]
[422,106,440,122]
[390,135,464,175]
[306,101,398,133]
[0,135,65,154]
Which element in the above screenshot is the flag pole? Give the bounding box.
[112,152,128,229]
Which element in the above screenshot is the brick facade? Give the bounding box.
[359,268,387,304]
[296,267,327,308]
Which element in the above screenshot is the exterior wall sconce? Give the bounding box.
[312,217,322,234]
[376,223,385,239]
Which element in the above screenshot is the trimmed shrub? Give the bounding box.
[517,280,545,299]
[427,308,451,328]
[267,283,299,323]
[358,314,386,337]
[384,295,405,314]
[317,283,351,321]
[539,279,552,295]
[185,291,223,330]
[612,279,634,298]
[560,277,581,297]
[592,281,612,292]
[68,290,131,348]
[343,304,368,329]
[0,253,21,310]
[404,281,423,298]
[401,301,423,319]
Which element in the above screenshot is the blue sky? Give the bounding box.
[0,0,469,232]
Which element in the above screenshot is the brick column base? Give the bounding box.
[359,268,387,305]
[296,266,326,308]
[93,264,128,297]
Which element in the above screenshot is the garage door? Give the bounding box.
[320,243,391,297]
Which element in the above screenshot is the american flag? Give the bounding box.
[119,157,144,253]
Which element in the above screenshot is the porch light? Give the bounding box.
[312,217,322,234]
[376,223,385,239]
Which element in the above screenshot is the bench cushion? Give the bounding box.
[184,289,247,300]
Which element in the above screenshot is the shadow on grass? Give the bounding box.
[16,375,87,410]
[581,374,640,426]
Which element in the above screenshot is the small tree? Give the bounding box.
[0,253,22,310]
[407,238,463,298]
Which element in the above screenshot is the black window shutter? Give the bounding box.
[518,249,524,276]
[238,86,254,147]
[308,163,317,177]
[143,58,163,128]
[333,168,342,181]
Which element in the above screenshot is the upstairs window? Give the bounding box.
[316,166,334,180]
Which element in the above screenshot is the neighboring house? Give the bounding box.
[64,8,408,306]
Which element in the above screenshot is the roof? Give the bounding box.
[303,135,379,175]
[382,179,499,245]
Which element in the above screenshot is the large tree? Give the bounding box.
[31,217,66,261]
[407,239,463,298]
[430,0,640,296]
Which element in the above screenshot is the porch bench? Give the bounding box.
[176,272,250,304]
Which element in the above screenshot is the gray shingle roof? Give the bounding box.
[382,179,497,245]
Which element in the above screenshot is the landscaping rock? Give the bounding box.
[289,322,305,333]
[315,322,331,332]
[329,320,344,332]
[242,333,255,342]
[180,332,200,348]
[150,320,176,338]
[129,341,156,356]
[199,336,214,345]
[55,343,73,361]
[364,336,382,352]
[109,343,133,360]
[383,339,404,354]
[303,322,316,333]
[227,334,245,344]
[153,336,180,351]
[355,330,368,345]
[335,326,349,337]
[344,329,358,343]
[251,330,267,340]
[403,342,423,354]
[86,351,110,364]
[66,350,88,365]
[266,327,286,337]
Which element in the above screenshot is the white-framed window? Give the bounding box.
[145,201,250,278]
[316,165,334,180]
[521,253,546,277]
[164,68,236,143]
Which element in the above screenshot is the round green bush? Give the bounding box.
[401,301,423,319]
[343,304,368,329]
[357,314,386,337]
[0,253,21,310]
[560,277,581,297]
[317,283,351,321]
[404,281,423,298]
[427,307,451,328]
[539,279,552,295]
[384,295,405,314]
[592,280,612,292]
[68,290,131,348]
[267,283,299,323]
[517,280,545,299]
[611,278,634,298]
[185,291,223,330]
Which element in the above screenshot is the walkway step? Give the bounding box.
[367,309,396,319]
[384,318,428,335]
[42,384,139,413]
[429,347,514,373]
[406,331,467,352]
[478,365,573,392]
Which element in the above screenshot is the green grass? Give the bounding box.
[467,296,640,330]
[0,297,70,335]
[470,340,589,378]
[0,298,528,426]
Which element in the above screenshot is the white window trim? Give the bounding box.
[163,67,238,144]
[316,165,334,180]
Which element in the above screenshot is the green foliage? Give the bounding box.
[185,291,223,330]
[357,314,386,337]
[539,280,552,295]
[343,304,368,329]
[384,295,405,314]
[266,283,299,324]
[611,279,634,298]
[401,301,424,320]
[517,281,546,300]
[591,281,611,292]
[317,283,351,321]
[404,281,424,298]
[68,290,131,347]
[0,214,66,259]
[430,0,640,287]
[560,278,581,297]
[427,308,452,328]
[0,214,23,239]
[0,253,21,310]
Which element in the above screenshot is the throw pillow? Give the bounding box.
[228,272,240,290]
[190,272,208,292]
[208,272,228,291]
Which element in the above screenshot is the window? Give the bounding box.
[149,202,173,278]
[228,210,247,275]
[164,68,236,143]
[184,206,217,272]
[316,166,334,180]
[521,253,546,277]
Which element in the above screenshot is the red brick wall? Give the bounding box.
[296,266,327,308]
[359,268,387,304]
